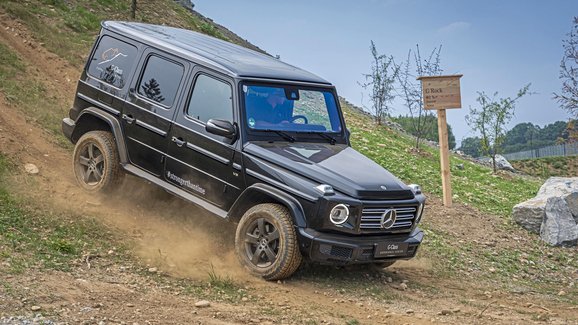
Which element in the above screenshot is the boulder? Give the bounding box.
[494,154,515,172]
[567,192,578,224]
[476,155,515,172]
[513,177,578,246]
[540,197,578,247]
[513,199,546,234]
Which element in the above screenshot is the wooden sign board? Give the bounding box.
[417,75,463,110]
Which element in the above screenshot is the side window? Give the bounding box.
[87,35,137,88]
[138,55,184,107]
[187,74,233,123]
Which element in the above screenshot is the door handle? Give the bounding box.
[171,136,186,147]
[122,114,135,124]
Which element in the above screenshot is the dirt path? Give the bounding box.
[0,14,577,325]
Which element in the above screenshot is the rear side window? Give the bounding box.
[187,74,233,123]
[138,55,184,107]
[87,35,137,88]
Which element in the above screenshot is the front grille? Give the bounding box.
[330,246,353,259]
[360,206,417,233]
[319,244,353,259]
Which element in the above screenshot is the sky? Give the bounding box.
[195,0,577,146]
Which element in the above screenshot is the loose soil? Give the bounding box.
[1,14,577,325]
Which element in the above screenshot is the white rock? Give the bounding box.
[195,300,210,308]
[24,163,39,174]
[477,154,515,172]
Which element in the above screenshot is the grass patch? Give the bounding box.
[419,225,462,276]
[512,155,577,178]
[419,220,578,295]
[0,41,70,146]
[0,153,119,274]
[207,263,239,294]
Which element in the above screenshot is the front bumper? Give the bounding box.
[297,227,423,264]
[62,117,75,142]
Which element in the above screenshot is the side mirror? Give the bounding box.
[206,119,236,139]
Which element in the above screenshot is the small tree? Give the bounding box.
[466,85,531,172]
[359,41,399,125]
[554,17,578,119]
[395,44,443,149]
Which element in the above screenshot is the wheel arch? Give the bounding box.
[227,183,307,228]
[72,108,128,164]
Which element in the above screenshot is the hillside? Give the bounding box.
[0,1,577,324]
[512,156,578,178]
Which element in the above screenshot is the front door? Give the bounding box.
[165,70,243,209]
[122,50,188,176]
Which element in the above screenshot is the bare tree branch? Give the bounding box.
[394,44,443,149]
[554,17,578,118]
[359,41,399,124]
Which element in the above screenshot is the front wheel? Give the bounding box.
[235,203,302,280]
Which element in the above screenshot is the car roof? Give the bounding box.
[102,21,331,85]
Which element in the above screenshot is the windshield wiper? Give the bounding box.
[306,131,336,145]
[263,129,295,142]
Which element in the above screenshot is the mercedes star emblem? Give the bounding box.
[380,209,397,229]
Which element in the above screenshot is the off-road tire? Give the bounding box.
[235,203,302,280]
[73,131,123,192]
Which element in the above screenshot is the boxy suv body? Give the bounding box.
[62,21,425,280]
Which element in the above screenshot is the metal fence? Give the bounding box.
[503,142,578,161]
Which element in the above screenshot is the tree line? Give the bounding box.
[459,120,576,158]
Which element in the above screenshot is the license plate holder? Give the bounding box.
[374,242,409,258]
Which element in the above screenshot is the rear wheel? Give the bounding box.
[235,203,302,280]
[73,131,123,192]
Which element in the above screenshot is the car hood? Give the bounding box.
[243,142,415,200]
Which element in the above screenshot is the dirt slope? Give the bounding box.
[0,14,577,325]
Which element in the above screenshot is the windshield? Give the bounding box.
[243,84,342,133]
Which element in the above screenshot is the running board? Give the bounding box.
[123,164,228,219]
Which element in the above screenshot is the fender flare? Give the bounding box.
[227,183,308,228]
[73,107,129,164]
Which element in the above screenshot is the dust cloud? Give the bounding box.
[90,176,251,282]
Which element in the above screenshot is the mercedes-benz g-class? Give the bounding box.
[62,21,426,280]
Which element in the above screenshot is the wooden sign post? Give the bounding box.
[417,75,463,207]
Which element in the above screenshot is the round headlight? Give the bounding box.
[408,184,422,195]
[330,204,349,225]
[415,203,424,224]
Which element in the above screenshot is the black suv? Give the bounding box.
[62,21,425,280]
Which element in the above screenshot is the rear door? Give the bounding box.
[121,50,189,176]
[165,69,244,210]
